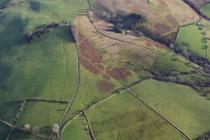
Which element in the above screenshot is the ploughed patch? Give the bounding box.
[97,80,114,93]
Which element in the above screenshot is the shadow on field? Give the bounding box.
[0,0,12,9]
[29,0,40,12]
[0,63,11,90]
[56,26,75,43]
[0,122,10,140]
[10,131,34,140]
[0,17,26,50]
[0,101,20,122]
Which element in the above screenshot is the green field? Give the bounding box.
[176,20,210,60]
[201,3,210,18]
[0,26,78,119]
[0,0,88,102]
[59,64,121,139]
[155,49,193,75]
[86,93,186,140]
[70,65,121,114]
[0,0,89,138]
[17,102,66,128]
[1,0,88,32]
[132,79,210,139]
[62,116,89,140]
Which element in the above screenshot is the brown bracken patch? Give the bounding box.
[166,15,179,27]
[155,23,171,34]
[80,56,101,74]
[97,80,114,93]
[106,68,131,81]
[71,26,106,75]
[71,25,131,81]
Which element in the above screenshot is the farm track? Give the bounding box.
[59,35,81,130]
[6,128,13,140]
[63,81,136,125]
[0,119,13,128]
[61,93,117,133]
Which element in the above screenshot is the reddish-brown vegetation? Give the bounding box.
[71,25,131,81]
[145,40,155,47]
[96,80,114,93]
[80,56,101,75]
[166,15,179,27]
[155,23,171,34]
[155,42,168,49]
[106,68,131,81]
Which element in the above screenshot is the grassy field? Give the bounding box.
[154,47,210,86]
[60,57,121,139]
[63,61,121,122]
[154,49,193,75]
[0,0,88,102]
[62,116,89,140]
[176,20,210,60]
[85,93,186,140]
[1,0,88,32]
[132,79,210,139]
[0,0,89,138]
[16,102,66,128]
[0,26,78,114]
[201,3,210,17]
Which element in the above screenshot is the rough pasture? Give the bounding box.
[92,0,199,41]
[77,32,131,81]
[73,15,157,80]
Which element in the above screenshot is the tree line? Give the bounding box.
[26,22,59,43]
[183,0,210,21]
[170,43,210,74]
